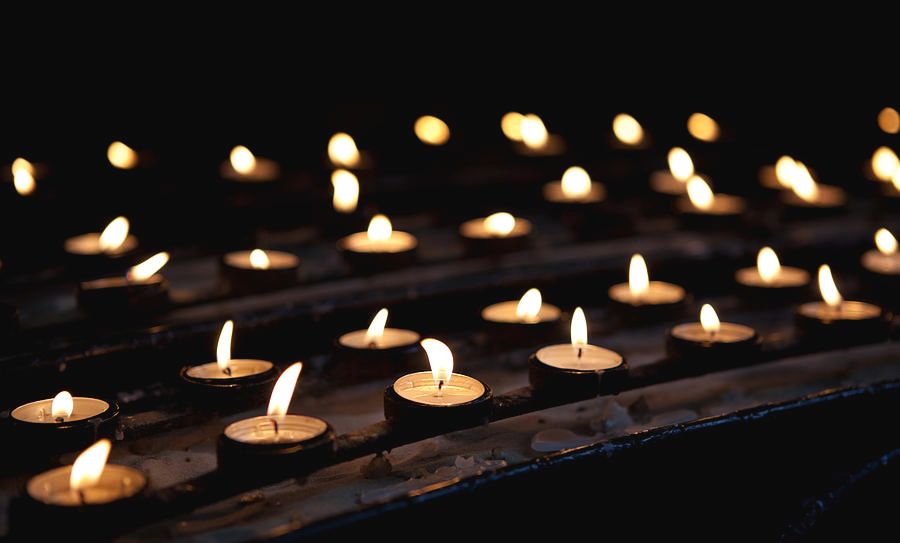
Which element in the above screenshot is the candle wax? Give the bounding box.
[542,181,605,203]
[220,158,280,182]
[676,194,746,215]
[339,231,417,253]
[780,185,847,208]
[27,464,146,506]
[862,250,900,275]
[185,359,274,380]
[81,274,164,290]
[64,233,138,256]
[536,344,623,371]
[608,281,685,306]
[225,414,327,445]
[735,267,810,288]
[223,250,299,270]
[338,328,420,349]
[481,300,561,324]
[797,301,882,322]
[671,322,756,343]
[11,397,109,424]
[393,371,485,406]
[459,218,533,239]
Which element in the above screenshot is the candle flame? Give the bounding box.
[571,307,588,346]
[790,163,819,203]
[365,308,388,344]
[501,112,524,142]
[328,132,361,168]
[686,176,714,210]
[687,112,720,142]
[757,247,782,284]
[11,157,34,177]
[774,156,798,189]
[667,147,695,182]
[875,228,897,255]
[515,288,542,322]
[629,253,649,298]
[700,304,720,335]
[216,320,234,372]
[872,147,899,182]
[70,439,111,492]
[267,362,303,417]
[99,216,130,253]
[414,115,450,146]
[483,212,516,236]
[878,107,900,134]
[229,145,256,175]
[12,159,36,196]
[561,166,592,199]
[367,214,392,242]
[520,114,548,149]
[249,249,270,270]
[612,113,644,145]
[331,169,360,213]
[420,338,453,387]
[51,390,74,419]
[126,252,169,282]
[107,141,138,170]
[818,264,843,308]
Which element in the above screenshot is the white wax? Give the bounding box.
[11,397,109,424]
[64,233,138,256]
[338,231,418,253]
[608,281,685,306]
[671,322,756,343]
[797,301,882,322]
[481,300,561,324]
[536,344,623,371]
[735,266,810,288]
[338,328,420,349]
[393,371,485,406]
[184,359,273,380]
[459,217,533,239]
[219,157,281,182]
[780,185,847,208]
[542,181,606,203]
[224,414,328,445]
[223,250,299,270]
[862,250,900,275]
[27,464,146,506]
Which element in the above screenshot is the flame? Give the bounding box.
[483,212,516,236]
[367,214,392,242]
[421,338,453,387]
[893,169,900,192]
[99,217,130,253]
[520,114,548,149]
[126,252,169,282]
[11,158,34,176]
[700,304,720,335]
[774,156,798,188]
[872,147,899,182]
[70,439,111,492]
[267,362,303,417]
[667,147,695,182]
[515,288,542,322]
[328,133,361,168]
[12,158,36,196]
[216,320,234,373]
[414,115,450,145]
[501,112,524,142]
[686,176,714,210]
[107,141,138,170]
[876,228,897,255]
[561,166,592,198]
[757,247,782,284]
[629,254,650,298]
[51,391,74,419]
[612,113,644,145]
[365,308,388,344]
[249,249,270,270]
[571,307,588,346]
[331,169,360,213]
[818,265,843,308]
[687,113,720,142]
[878,107,900,134]
[790,163,819,203]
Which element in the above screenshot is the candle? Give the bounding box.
[328,132,368,169]
[8,391,119,458]
[502,112,565,156]
[529,307,628,399]
[866,146,898,183]
[64,216,139,272]
[543,167,617,239]
[779,162,847,217]
[608,254,687,323]
[481,288,562,347]
[676,176,745,228]
[796,265,887,345]
[735,247,810,303]
[220,145,280,183]
[414,116,451,146]
[384,338,492,429]
[106,141,140,170]
[666,304,760,368]
[220,248,299,293]
[8,157,40,196]
[77,252,170,317]
[649,147,697,196]
[687,112,721,143]
[861,228,900,308]
[759,155,801,191]
[459,211,533,256]
[610,113,648,148]
[337,214,418,273]
[335,308,424,381]
[543,166,606,204]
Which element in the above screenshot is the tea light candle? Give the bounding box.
[459,212,533,256]
[7,391,119,457]
[861,229,900,308]
[481,288,562,347]
[667,304,760,368]
[384,339,492,429]
[543,166,606,204]
[529,308,628,399]
[735,247,810,303]
[328,132,373,169]
[338,214,418,273]
[6,157,45,196]
[504,113,566,157]
[675,176,745,229]
[218,362,336,474]
[779,163,847,218]
[220,248,299,294]
[608,254,687,323]
[64,216,139,271]
[865,146,898,183]
[220,145,280,183]
[335,308,424,382]
[77,252,170,317]
[796,265,887,345]
[610,113,650,149]
[106,141,142,170]
[649,147,697,196]
[759,156,815,191]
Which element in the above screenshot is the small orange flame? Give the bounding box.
[414,115,450,145]
[501,112,525,142]
[878,107,900,134]
[561,166,592,199]
[790,163,819,203]
[774,156,798,189]
[612,113,644,145]
[70,439,111,492]
[757,247,781,284]
[667,147,694,182]
[875,228,897,255]
[127,252,169,282]
[629,254,649,298]
[328,133,361,168]
[687,113,720,142]
[331,169,360,213]
[687,176,714,210]
[229,145,256,175]
[520,114,548,149]
[872,147,899,182]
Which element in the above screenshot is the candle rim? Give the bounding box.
[184,359,274,381]
[11,396,111,424]
[797,300,883,321]
[64,233,138,255]
[608,280,686,305]
[459,216,533,239]
[26,463,147,506]
[734,265,810,288]
[224,413,328,444]
[392,371,487,405]
[337,230,418,253]
[535,343,624,371]
[80,274,165,290]
[676,193,746,215]
[542,180,606,203]
[780,184,847,207]
[670,321,757,343]
[222,249,299,269]
[220,155,280,182]
[481,299,561,323]
[337,327,420,350]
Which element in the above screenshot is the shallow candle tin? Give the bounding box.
[666,322,761,372]
[217,415,336,475]
[528,347,628,400]
[77,274,169,318]
[219,250,299,294]
[458,217,533,257]
[794,301,889,347]
[5,398,119,461]
[179,361,279,409]
[384,372,493,431]
[333,330,425,383]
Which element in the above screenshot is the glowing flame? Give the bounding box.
[365,308,388,345]
[107,141,138,170]
[51,391,74,420]
[876,228,897,255]
[790,163,819,203]
[515,288,542,322]
[687,113,720,142]
[878,107,900,134]
[501,112,524,142]
[629,254,649,298]
[127,252,169,282]
[99,217,130,253]
[483,212,516,236]
[612,113,644,145]
[561,166,592,198]
[700,304,720,335]
[774,156,798,188]
[216,320,234,373]
[249,249,270,270]
[11,158,34,176]
[229,145,256,175]
[520,114,548,149]
[686,176,714,210]
[328,133,361,168]
[367,214,392,242]
[893,170,900,192]
[331,169,360,213]
[757,247,782,284]
[414,115,450,145]
[267,362,303,417]
[421,338,453,387]
[872,147,899,182]
[12,158,35,196]
[818,265,843,308]
[667,147,695,182]
[70,439,111,492]
[571,307,587,346]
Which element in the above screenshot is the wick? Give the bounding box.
[78,489,86,505]
[577,347,583,359]
[55,416,65,423]
[270,418,279,434]
[436,379,444,398]
[222,366,232,377]
[368,340,377,349]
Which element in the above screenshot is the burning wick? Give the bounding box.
[700,304,720,341]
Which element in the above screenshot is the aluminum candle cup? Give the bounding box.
[334,309,424,382]
[64,231,139,275]
[220,146,281,184]
[542,167,621,240]
[7,396,119,458]
[337,214,418,274]
[77,274,169,317]
[220,249,299,294]
[734,248,811,305]
[458,213,533,256]
[780,185,847,220]
[608,255,687,324]
[481,289,562,348]
[666,305,760,371]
